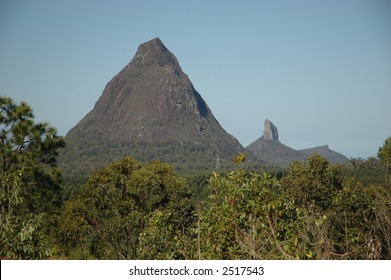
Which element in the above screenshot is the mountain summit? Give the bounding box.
[131,37,181,70]
[62,38,243,173]
[263,119,279,141]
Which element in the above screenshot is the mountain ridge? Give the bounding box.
[246,119,349,167]
[60,38,349,173]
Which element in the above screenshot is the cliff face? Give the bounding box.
[263,119,279,141]
[61,38,243,173]
[67,38,207,142]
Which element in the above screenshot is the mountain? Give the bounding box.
[246,119,348,167]
[246,119,306,167]
[300,145,349,164]
[61,38,244,174]
[246,138,307,167]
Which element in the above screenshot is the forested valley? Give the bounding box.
[1,96,390,260]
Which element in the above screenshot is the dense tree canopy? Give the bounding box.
[0,96,65,259]
[378,137,391,171]
[0,96,65,213]
[1,97,390,260]
[187,155,391,259]
[55,157,195,259]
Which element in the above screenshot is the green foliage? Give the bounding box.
[186,173,211,206]
[54,152,391,260]
[56,157,195,259]
[344,157,388,187]
[2,98,390,261]
[0,96,66,213]
[191,169,307,259]
[378,137,391,171]
[183,154,391,260]
[61,174,88,201]
[0,170,52,259]
[60,139,240,176]
[282,155,344,211]
[282,155,391,259]
[0,97,65,259]
[329,178,373,258]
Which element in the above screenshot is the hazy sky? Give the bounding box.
[1,0,390,158]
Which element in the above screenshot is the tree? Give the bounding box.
[282,154,390,259]
[281,154,344,211]
[378,137,391,171]
[190,154,391,260]
[0,169,51,259]
[0,97,65,259]
[56,157,195,259]
[0,96,66,213]
[191,169,309,260]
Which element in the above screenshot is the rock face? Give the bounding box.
[262,119,279,141]
[61,38,244,173]
[67,38,210,143]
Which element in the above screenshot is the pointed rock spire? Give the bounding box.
[263,119,279,141]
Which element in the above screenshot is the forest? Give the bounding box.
[1,96,390,260]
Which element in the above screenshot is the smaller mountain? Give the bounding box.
[246,119,348,167]
[246,119,307,167]
[246,138,307,167]
[300,145,348,164]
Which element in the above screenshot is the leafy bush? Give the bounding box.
[55,157,195,259]
[186,154,391,259]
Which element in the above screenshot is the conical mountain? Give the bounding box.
[62,38,243,173]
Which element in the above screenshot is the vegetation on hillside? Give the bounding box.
[1,97,390,259]
[59,139,242,176]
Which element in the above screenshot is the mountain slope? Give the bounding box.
[246,138,308,167]
[300,145,349,164]
[61,38,244,174]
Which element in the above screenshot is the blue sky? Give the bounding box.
[1,0,390,158]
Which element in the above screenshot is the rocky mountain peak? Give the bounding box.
[263,119,279,141]
[62,38,244,173]
[130,37,180,69]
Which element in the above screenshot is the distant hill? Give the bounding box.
[246,138,308,167]
[300,145,348,164]
[246,119,348,167]
[60,38,244,174]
